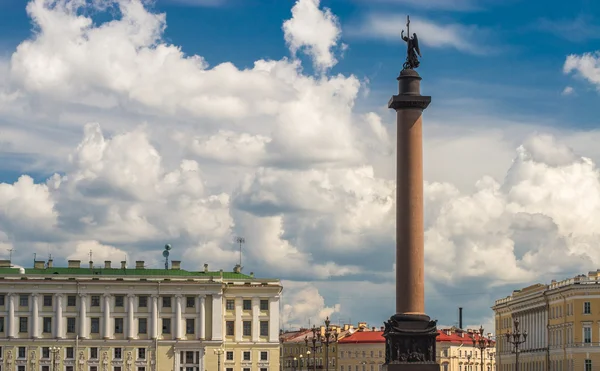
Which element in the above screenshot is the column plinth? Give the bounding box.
[383,68,438,371]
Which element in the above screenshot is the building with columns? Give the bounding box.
[0,258,282,371]
[493,270,600,371]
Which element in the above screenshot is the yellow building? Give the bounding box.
[0,258,282,371]
[337,329,385,371]
[280,323,358,371]
[493,270,600,371]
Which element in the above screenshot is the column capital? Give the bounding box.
[78,293,87,298]
[31,293,39,298]
[212,293,223,299]
[55,293,64,298]
[197,294,206,298]
[151,294,160,299]
[127,293,136,299]
[175,294,183,299]
[103,293,111,298]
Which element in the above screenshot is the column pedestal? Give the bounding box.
[383,68,438,371]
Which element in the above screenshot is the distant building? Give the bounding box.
[493,270,600,371]
[0,258,282,371]
[337,326,496,371]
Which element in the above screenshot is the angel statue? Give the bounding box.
[401,16,421,70]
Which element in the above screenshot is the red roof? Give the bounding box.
[338,330,495,345]
[338,331,385,344]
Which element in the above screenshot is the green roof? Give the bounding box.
[0,267,252,279]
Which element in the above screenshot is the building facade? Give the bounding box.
[0,258,282,371]
[337,327,496,371]
[493,270,600,371]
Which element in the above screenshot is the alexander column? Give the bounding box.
[383,16,438,371]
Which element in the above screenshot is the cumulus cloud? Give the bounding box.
[564,52,600,87]
[2,0,600,331]
[562,86,575,95]
[283,0,342,72]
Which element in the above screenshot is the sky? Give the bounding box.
[2,0,600,334]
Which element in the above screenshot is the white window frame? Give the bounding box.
[583,326,592,344]
[584,301,591,314]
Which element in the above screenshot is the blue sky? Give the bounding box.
[2,0,600,332]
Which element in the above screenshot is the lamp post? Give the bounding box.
[505,318,527,371]
[471,326,493,371]
[466,354,472,371]
[305,326,319,371]
[293,357,297,371]
[50,346,61,371]
[214,348,224,371]
[321,317,338,371]
[306,350,311,371]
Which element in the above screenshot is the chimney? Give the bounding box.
[104,261,111,269]
[47,259,53,268]
[68,260,81,269]
[34,261,45,269]
[171,261,181,270]
[372,327,376,331]
[121,261,126,269]
[380,326,384,331]
[204,263,208,272]
[136,261,145,269]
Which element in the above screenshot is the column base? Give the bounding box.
[383,313,439,366]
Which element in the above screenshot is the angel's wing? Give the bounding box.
[413,33,421,57]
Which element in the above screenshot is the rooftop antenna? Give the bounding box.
[89,249,93,263]
[33,253,36,267]
[235,236,245,269]
[163,244,172,270]
[7,248,13,266]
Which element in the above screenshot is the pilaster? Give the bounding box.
[211,293,223,341]
[103,293,112,339]
[31,293,39,338]
[55,293,64,339]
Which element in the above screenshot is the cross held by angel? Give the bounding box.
[401,15,421,70]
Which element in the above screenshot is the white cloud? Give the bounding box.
[347,14,490,54]
[2,0,600,332]
[282,0,342,72]
[562,86,575,95]
[564,52,600,87]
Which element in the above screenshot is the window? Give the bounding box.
[138,318,147,334]
[226,321,234,336]
[162,318,171,334]
[186,319,194,334]
[243,351,251,361]
[18,347,25,358]
[0,317,4,332]
[67,295,76,306]
[162,297,171,308]
[114,367,121,371]
[584,326,592,343]
[243,368,250,371]
[260,369,268,371]
[260,351,268,361]
[91,318,100,333]
[185,351,194,363]
[226,351,233,361]
[243,321,251,336]
[585,360,592,371]
[584,302,591,314]
[90,367,98,371]
[43,295,52,307]
[66,367,73,371]
[260,299,269,311]
[43,317,52,333]
[226,299,234,310]
[115,318,124,333]
[66,347,74,359]
[67,318,76,333]
[18,366,25,371]
[0,295,4,305]
[114,348,122,359]
[42,366,50,371]
[138,348,146,359]
[226,369,233,371]
[91,296,100,307]
[260,321,269,336]
[90,348,98,359]
[19,295,28,307]
[138,296,147,308]
[115,296,124,307]
[186,297,195,308]
[42,347,50,358]
[243,299,251,310]
[19,317,27,333]
[138,368,145,371]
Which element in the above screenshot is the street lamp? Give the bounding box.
[299,354,304,371]
[471,326,493,371]
[505,318,527,371]
[50,346,61,371]
[214,348,224,371]
[321,317,338,371]
[293,357,297,371]
[305,327,319,371]
[466,354,472,371]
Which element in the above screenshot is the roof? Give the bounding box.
[338,331,385,344]
[19,267,252,279]
[338,330,496,345]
